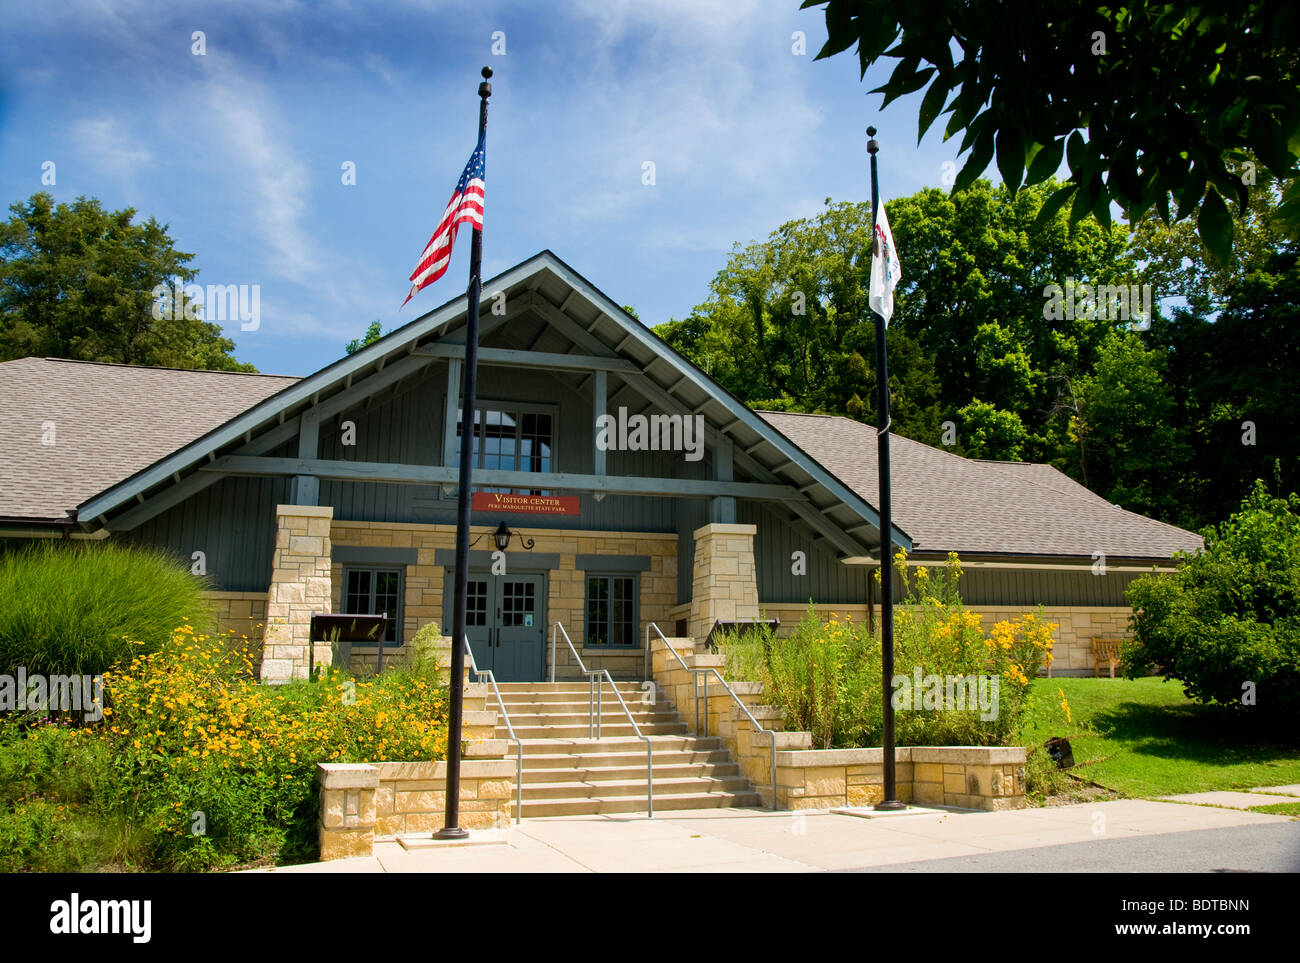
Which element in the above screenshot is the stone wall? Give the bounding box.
[318,758,515,859]
[775,746,1026,811]
[689,523,760,642]
[755,601,1134,677]
[204,591,267,641]
[261,505,333,681]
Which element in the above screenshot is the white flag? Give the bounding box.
[869,203,901,325]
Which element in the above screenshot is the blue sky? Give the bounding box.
[1,0,974,376]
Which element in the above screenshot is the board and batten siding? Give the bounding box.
[127,472,290,593]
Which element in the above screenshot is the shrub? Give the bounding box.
[95,625,450,870]
[0,542,214,677]
[1124,479,1300,718]
[720,551,1055,749]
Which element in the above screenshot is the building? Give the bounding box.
[0,250,1202,681]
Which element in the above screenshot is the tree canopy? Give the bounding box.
[654,174,1298,531]
[0,192,254,371]
[802,0,1300,263]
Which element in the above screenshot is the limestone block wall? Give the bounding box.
[318,757,514,859]
[775,746,1026,811]
[261,505,334,681]
[689,523,760,642]
[203,591,267,641]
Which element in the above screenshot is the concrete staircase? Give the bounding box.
[494,680,760,817]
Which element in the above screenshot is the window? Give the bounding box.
[342,567,402,643]
[454,403,554,494]
[585,574,637,647]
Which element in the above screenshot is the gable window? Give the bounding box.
[455,403,555,495]
[342,567,402,644]
[584,574,637,647]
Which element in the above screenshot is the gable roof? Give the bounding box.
[760,410,1203,560]
[60,251,905,557]
[0,358,298,524]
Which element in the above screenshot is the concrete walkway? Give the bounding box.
[252,799,1295,873]
[1156,784,1300,810]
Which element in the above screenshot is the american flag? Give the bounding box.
[403,133,486,306]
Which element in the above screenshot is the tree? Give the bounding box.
[0,192,254,371]
[1124,479,1300,720]
[345,320,384,355]
[802,0,1300,262]
[1068,330,1190,520]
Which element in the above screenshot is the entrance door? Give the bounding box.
[461,574,546,682]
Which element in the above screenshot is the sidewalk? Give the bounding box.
[252,799,1295,873]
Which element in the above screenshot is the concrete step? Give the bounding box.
[519,747,733,769]
[493,712,681,722]
[518,735,723,755]
[522,774,751,800]
[505,721,688,740]
[520,791,761,817]
[495,682,647,694]
[521,762,742,786]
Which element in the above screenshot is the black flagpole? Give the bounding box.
[436,65,493,840]
[869,125,904,811]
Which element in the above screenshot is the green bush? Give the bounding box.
[1124,479,1300,718]
[720,552,1054,749]
[0,719,151,871]
[0,542,214,676]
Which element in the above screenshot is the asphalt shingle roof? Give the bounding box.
[0,357,1203,561]
[0,358,299,522]
[760,410,1202,560]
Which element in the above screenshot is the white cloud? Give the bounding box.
[201,67,317,285]
[71,116,154,177]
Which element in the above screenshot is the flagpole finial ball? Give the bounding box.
[867,126,877,136]
[482,66,493,79]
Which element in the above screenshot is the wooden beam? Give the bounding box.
[413,343,638,373]
[592,369,607,501]
[292,408,321,505]
[442,358,462,470]
[202,455,804,501]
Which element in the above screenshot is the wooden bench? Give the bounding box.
[1091,637,1124,678]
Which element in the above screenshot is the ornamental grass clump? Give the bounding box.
[0,542,214,677]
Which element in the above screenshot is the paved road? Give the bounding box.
[848,822,1300,873]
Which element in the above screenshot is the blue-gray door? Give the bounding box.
[462,574,546,682]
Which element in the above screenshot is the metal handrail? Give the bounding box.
[646,622,777,808]
[552,622,654,817]
[462,637,524,824]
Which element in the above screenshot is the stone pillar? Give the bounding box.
[689,522,759,642]
[261,504,334,682]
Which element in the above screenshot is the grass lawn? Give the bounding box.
[1019,677,1300,798]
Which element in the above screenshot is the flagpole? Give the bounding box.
[869,125,904,811]
[436,65,493,840]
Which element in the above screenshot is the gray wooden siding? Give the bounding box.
[127,472,289,592]
[742,500,870,604]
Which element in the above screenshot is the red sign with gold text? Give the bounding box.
[472,491,580,516]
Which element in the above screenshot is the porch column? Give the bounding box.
[261,504,334,681]
[689,522,759,642]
